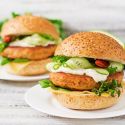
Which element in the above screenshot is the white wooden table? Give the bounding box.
[0,0,125,124]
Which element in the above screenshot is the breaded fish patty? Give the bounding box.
[1,45,56,60]
[50,72,123,91]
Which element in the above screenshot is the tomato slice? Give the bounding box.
[95,59,109,68]
[4,36,11,42]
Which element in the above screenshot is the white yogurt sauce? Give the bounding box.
[47,63,108,82]
[9,34,55,47]
[9,40,55,47]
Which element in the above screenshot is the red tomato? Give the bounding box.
[95,59,109,68]
[4,36,11,42]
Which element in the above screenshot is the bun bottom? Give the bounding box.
[50,88,124,110]
[5,58,51,76]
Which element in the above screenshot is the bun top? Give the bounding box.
[1,15,59,39]
[55,32,125,64]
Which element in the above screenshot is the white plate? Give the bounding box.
[25,84,125,119]
[0,67,49,81]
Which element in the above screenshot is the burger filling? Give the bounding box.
[9,34,61,47]
[0,34,60,65]
[39,56,124,97]
[0,13,66,66]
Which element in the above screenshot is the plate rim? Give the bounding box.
[25,84,125,119]
[0,67,49,81]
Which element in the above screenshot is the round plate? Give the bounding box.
[25,84,125,119]
[0,67,49,81]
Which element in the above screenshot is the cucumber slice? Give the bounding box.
[94,68,109,75]
[65,57,93,69]
[46,62,55,71]
[109,62,124,72]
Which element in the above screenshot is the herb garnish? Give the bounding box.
[107,66,117,74]
[52,56,70,69]
[52,56,69,64]
[92,80,122,97]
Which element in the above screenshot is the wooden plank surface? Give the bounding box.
[0,0,125,124]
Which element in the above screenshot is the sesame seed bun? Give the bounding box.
[1,15,59,39]
[55,32,125,64]
[50,88,124,110]
[5,58,51,76]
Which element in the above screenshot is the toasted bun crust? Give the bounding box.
[50,89,123,110]
[1,15,59,39]
[55,32,125,64]
[1,45,56,60]
[5,58,51,76]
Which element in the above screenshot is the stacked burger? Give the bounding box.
[0,14,64,76]
[40,32,125,110]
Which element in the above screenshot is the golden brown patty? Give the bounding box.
[50,72,123,91]
[50,72,98,90]
[1,45,56,60]
[107,71,124,84]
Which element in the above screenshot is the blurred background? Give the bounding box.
[1,0,125,42]
[0,0,125,124]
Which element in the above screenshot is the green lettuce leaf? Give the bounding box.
[39,79,70,91]
[48,19,66,39]
[0,19,8,31]
[13,58,29,63]
[40,34,55,41]
[0,57,29,66]
[0,56,12,65]
[11,12,20,18]
[0,40,9,52]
